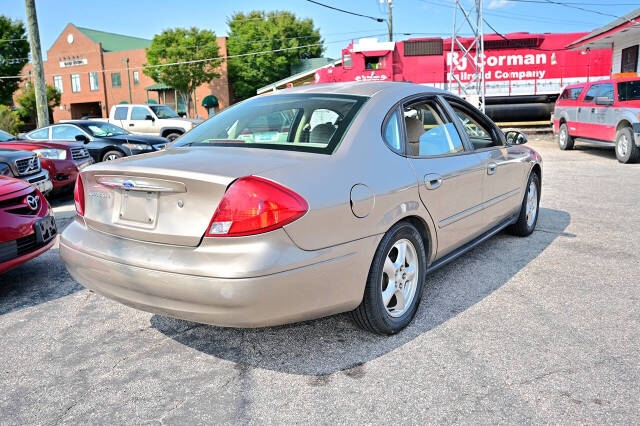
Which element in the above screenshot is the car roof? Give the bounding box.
[266,81,446,98]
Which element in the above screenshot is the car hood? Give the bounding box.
[106,134,168,144]
[0,148,37,162]
[0,175,31,195]
[0,140,84,150]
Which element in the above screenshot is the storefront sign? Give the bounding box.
[59,58,87,68]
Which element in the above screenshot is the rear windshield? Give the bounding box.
[174,94,367,154]
[617,81,640,101]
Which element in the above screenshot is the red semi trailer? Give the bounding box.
[315,32,612,122]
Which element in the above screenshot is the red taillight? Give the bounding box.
[206,176,308,237]
[74,173,85,216]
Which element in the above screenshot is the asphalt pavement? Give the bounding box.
[1,136,638,424]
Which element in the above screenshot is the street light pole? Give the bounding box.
[24,0,49,127]
[124,58,132,103]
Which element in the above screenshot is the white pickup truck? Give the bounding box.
[97,104,202,141]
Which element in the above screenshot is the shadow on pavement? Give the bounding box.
[574,145,617,160]
[0,248,83,316]
[152,208,571,376]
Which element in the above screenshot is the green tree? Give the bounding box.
[144,27,222,118]
[15,84,60,123]
[0,16,29,105]
[0,105,22,134]
[227,11,323,100]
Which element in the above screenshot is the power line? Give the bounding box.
[418,0,600,26]
[501,0,639,5]
[305,0,385,22]
[0,33,389,80]
[540,0,638,23]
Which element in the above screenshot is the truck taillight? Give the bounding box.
[206,176,308,237]
[74,173,85,216]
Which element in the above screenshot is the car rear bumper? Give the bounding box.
[60,219,380,327]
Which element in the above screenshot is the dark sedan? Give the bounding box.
[24,121,168,162]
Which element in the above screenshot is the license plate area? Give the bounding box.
[116,190,158,227]
[34,216,57,244]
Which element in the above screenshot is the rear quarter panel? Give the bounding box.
[263,89,438,259]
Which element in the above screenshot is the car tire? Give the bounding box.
[507,171,540,237]
[351,221,426,335]
[165,132,182,142]
[615,126,640,164]
[102,150,124,162]
[558,123,574,150]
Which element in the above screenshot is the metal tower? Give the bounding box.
[449,0,486,112]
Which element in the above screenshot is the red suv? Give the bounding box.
[553,77,640,163]
[0,129,93,194]
[0,175,57,273]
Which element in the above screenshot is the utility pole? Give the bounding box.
[24,0,49,127]
[449,0,486,112]
[381,0,394,42]
[124,58,132,103]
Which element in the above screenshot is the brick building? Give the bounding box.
[17,23,232,123]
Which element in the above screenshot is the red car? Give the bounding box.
[0,129,93,193]
[0,175,57,274]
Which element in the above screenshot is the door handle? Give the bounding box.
[487,162,498,175]
[578,107,582,113]
[424,173,442,190]
[129,123,134,127]
[591,108,595,113]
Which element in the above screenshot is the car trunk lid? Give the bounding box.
[81,147,304,246]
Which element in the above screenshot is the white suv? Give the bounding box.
[102,104,203,141]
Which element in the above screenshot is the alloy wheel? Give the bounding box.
[526,181,538,228]
[618,134,629,158]
[381,239,419,317]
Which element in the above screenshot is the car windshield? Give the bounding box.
[174,94,367,154]
[84,122,129,137]
[0,129,15,141]
[617,81,640,101]
[150,105,179,119]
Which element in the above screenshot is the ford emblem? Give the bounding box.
[122,180,135,189]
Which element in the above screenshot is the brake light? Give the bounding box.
[74,173,85,216]
[206,176,308,237]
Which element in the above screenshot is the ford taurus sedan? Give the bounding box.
[60,82,542,335]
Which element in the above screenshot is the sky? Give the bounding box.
[0,0,636,60]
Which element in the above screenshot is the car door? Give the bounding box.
[400,96,486,258]
[444,97,527,229]
[578,83,601,138]
[591,83,616,142]
[129,106,155,134]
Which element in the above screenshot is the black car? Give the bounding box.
[24,121,169,162]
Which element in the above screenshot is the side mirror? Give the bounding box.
[595,96,613,106]
[145,115,155,122]
[504,130,528,145]
[75,134,90,144]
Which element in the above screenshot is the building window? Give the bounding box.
[71,74,81,92]
[111,72,122,88]
[133,71,140,85]
[621,45,639,73]
[364,56,384,70]
[53,75,63,93]
[89,72,99,91]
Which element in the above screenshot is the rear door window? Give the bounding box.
[402,98,464,156]
[52,125,84,140]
